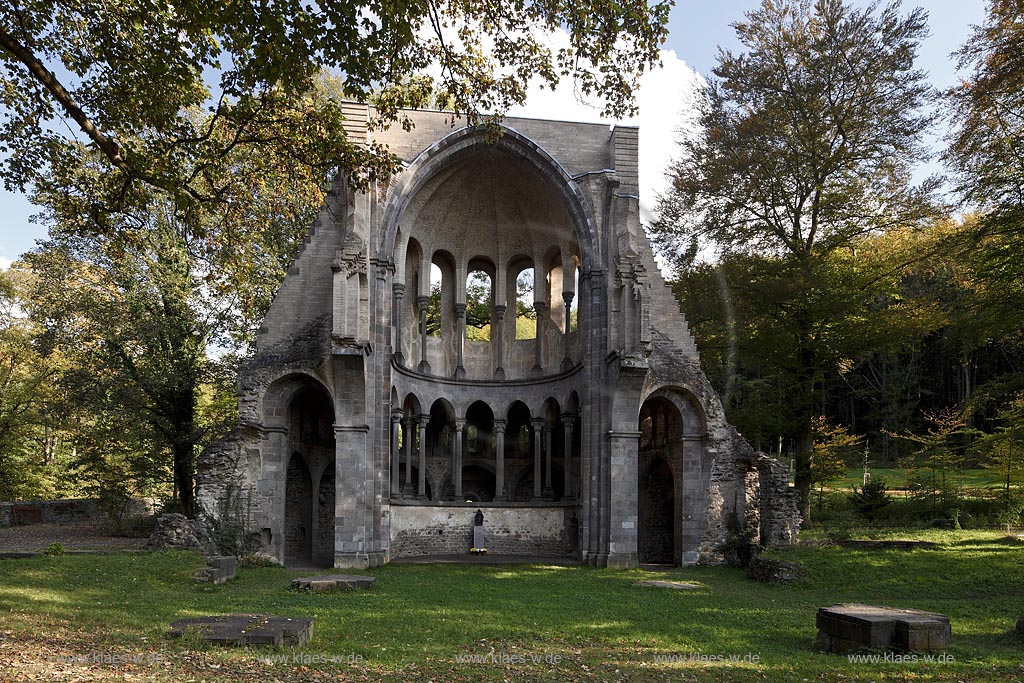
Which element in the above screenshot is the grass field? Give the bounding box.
[832,468,1013,491]
[1,530,1022,682]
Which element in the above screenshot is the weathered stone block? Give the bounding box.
[291,574,375,592]
[747,556,805,584]
[168,614,313,648]
[816,604,951,653]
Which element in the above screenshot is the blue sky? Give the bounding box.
[0,0,986,266]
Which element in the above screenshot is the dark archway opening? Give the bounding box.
[285,385,335,567]
[462,464,496,502]
[315,463,336,566]
[285,453,313,566]
[639,458,676,564]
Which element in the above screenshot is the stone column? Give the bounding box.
[454,303,467,379]
[390,410,403,496]
[417,415,429,499]
[607,429,642,569]
[493,305,506,380]
[453,419,466,501]
[402,417,414,497]
[393,283,405,365]
[542,422,554,500]
[620,272,634,352]
[533,302,548,374]
[531,417,544,500]
[561,413,575,501]
[561,291,575,371]
[417,296,431,373]
[493,420,506,501]
[331,260,349,340]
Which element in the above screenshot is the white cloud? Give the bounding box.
[0,256,11,271]
[506,38,705,227]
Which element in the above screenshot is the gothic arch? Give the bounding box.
[379,125,600,268]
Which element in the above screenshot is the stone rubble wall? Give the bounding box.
[0,498,158,527]
[389,505,576,557]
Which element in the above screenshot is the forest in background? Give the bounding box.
[0,0,1022,531]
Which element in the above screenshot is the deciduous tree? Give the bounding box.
[654,0,939,515]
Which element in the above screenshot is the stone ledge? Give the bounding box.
[167,614,313,647]
[291,574,375,592]
[816,604,951,653]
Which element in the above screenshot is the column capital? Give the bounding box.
[542,421,554,434]
[454,418,467,430]
[393,282,406,295]
[401,416,415,428]
[560,412,576,426]
[494,304,507,315]
[391,409,404,423]
[454,303,467,316]
[562,290,575,304]
[416,413,431,424]
[533,301,549,313]
[492,419,507,433]
[417,295,430,309]
[530,417,545,428]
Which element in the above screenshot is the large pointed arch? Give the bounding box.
[379,125,600,268]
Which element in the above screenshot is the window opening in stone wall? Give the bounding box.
[515,269,536,339]
[465,270,492,341]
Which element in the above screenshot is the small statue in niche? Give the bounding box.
[471,509,486,554]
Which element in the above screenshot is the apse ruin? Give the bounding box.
[197,105,801,568]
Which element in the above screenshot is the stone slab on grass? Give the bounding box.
[291,574,375,592]
[194,555,236,585]
[634,580,700,590]
[167,614,312,647]
[816,604,951,653]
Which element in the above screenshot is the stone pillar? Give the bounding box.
[393,283,405,365]
[454,303,467,379]
[331,261,349,340]
[493,420,506,501]
[607,429,642,569]
[533,302,548,374]
[453,419,466,501]
[531,417,544,500]
[561,291,575,371]
[402,417,414,497]
[417,296,431,373]
[561,413,575,501]
[542,422,554,500]
[620,272,634,352]
[493,304,506,380]
[417,415,428,499]
[390,410,403,497]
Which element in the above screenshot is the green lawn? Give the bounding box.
[834,468,1013,491]
[1,531,1022,682]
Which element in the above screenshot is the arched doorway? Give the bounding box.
[284,384,335,567]
[637,395,685,565]
[285,453,313,565]
[638,458,675,564]
[315,462,336,566]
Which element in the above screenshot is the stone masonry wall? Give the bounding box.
[389,505,576,557]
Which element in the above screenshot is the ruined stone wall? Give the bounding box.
[389,504,576,557]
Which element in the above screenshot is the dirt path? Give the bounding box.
[0,521,147,551]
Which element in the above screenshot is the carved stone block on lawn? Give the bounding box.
[167,614,312,647]
[816,604,951,653]
[291,574,375,592]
